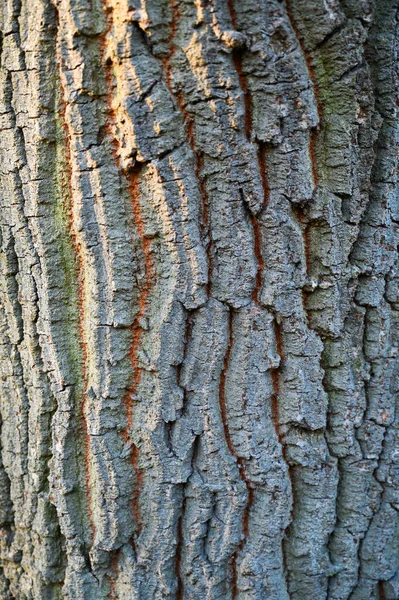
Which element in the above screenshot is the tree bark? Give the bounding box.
[0,0,398,598]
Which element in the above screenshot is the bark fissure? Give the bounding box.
[227,0,270,308]
[218,308,255,598]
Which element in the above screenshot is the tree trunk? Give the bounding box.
[0,0,398,598]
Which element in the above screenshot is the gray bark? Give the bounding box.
[0,0,398,598]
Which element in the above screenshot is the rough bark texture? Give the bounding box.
[0,0,398,598]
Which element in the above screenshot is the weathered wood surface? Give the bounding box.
[0,0,398,598]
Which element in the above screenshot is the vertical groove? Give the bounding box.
[284,1,322,327]
[227,0,269,307]
[285,0,322,123]
[378,580,387,600]
[108,551,118,600]
[175,495,185,600]
[124,167,150,535]
[164,0,180,94]
[224,5,276,591]
[292,204,312,326]
[172,313,192,597]
[231,51,252,141]
[271,320,283,447]
[252,144,269,304]
[285,0,321,188]
[219,309,254,598]
[55,10,95,548]
[251,214,265,305]
[309,130,319,187]
[272,320,295,592]
[227,0,252,141]
[284,0,320,302]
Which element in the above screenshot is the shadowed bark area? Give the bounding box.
[0,0,398,598]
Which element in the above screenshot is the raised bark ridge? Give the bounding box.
[0,0,398,599]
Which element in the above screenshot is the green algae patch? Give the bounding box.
[53,108,85,395]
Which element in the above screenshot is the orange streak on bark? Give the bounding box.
[55,14,95,546]
[219,310,255,598]
[108,552,119,599]
[227,0,251,140]
[101,0,153,541]
[123,165,153,534]
[162,0,194,152]
[257,142,270,208]
[227,0,237,28]
[379,581,387,600]
[310,129,319,187]
[219,312,239,463]
[124,168,154,437]
[165,0,180,92]
[251,214,264,306]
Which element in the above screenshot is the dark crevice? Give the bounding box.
[314,23,346,50]
[219,308,255,599]
[231,48,252,141]
[227,2,269,308]
[176,309,193,421]
[175,491,185,600]
[271,318,295,594]
[378,580,387,600]
[285,0,322,124]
